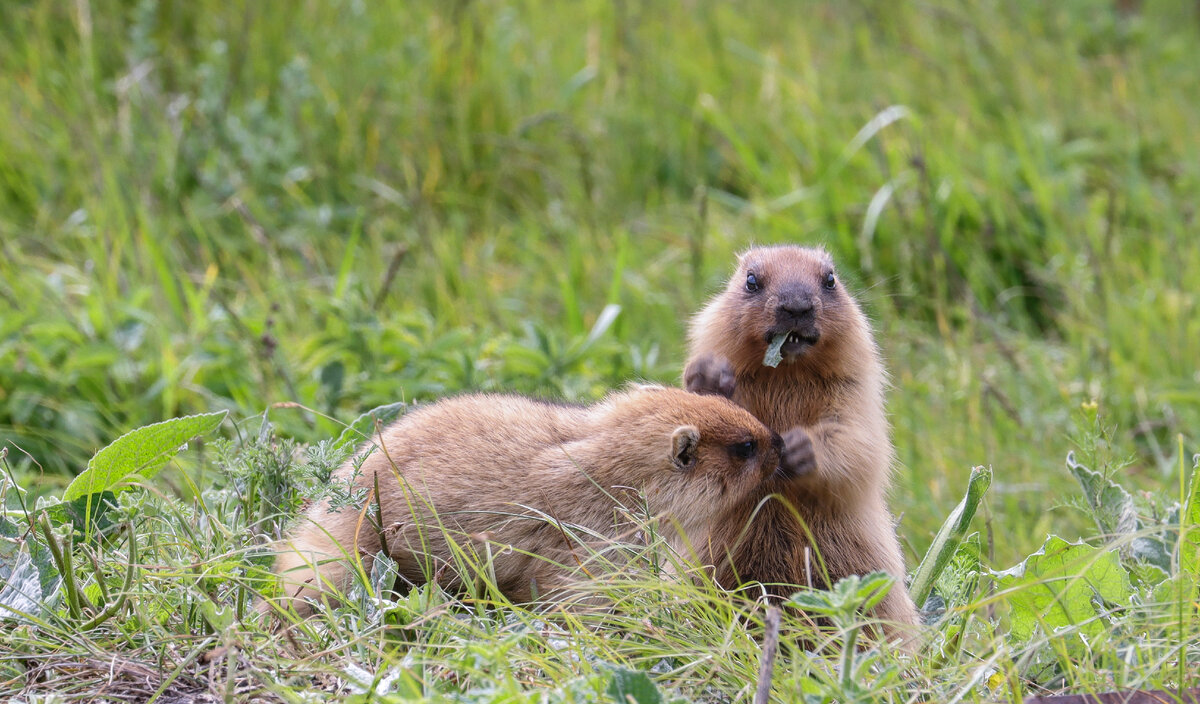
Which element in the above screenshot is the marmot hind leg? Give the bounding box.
[262,511,379,617]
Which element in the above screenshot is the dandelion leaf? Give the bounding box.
[995,535,1132,642]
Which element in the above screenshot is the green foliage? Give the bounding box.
[910,465,991,610]
[63,411,227,501]
[1067,450,1173,573]
[41,490,118,540]
[606,668,686,704]
[1,405,1198,700]
[0,509,59,621]
[788,572,895,622]
[788,573,902,703]
[1,0,1199,700]
[1180,452,1200,577]
[994,535,1133,643]
[0,547,44,620]
[335,401,408,453]
[930,532,983,621]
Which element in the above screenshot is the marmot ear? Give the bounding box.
[671,425,700,471]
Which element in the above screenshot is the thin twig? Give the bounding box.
[754,606,782,704]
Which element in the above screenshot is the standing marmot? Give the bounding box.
[684,245,920,630]
[266,385,789,615]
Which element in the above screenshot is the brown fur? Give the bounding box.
[265,386,785,615]
[683,245,920,634]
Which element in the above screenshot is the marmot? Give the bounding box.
[266,385,789,615]
[683,245,920,631]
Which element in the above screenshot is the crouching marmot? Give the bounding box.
[684,245,921,633]
[264,385,789,615]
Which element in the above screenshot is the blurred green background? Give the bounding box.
[2,0,1196,564]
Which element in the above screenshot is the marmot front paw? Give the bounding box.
[780,427,817,477]
[683,354,736,398]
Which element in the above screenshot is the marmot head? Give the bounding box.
[698,245,867,375]
[614,388,790,522]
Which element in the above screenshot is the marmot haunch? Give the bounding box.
[684,245,920,631]
[265,385,789,615]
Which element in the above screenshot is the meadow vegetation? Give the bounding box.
[1,0,1198,701]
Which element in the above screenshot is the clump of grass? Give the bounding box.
[3,407,1197,701]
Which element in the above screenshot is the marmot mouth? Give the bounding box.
[782,331,817,345]
[774,330,820,356]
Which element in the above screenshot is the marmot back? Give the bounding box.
[265,386,788,615]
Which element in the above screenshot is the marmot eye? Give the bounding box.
[729,440,757,460]
[823,272,837,290]
[745,273,760,293]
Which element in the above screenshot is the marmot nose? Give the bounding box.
[777,298,813,319]
[770,431,785,457]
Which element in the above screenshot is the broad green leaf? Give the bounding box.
[1130,538,1173,577]
[856,572,896,613]
[334,402,407,453]
[198,600,233,631]
[1151,573,1191,608]
[0,513,59,599]
[787,572,894,619]
[787,590,837,614]
[1180,454,1200,576]
[910,465,991,608]
[1066,451,1138,536]
[607,668,665,704]
[41,491,117,539]
[994,535,1132,642]
[64,411,227,501]
[0,549,43,621]
[342,664,424,702]
[1067,452,1173,572]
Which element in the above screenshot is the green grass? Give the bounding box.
[1,0,1198,700]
